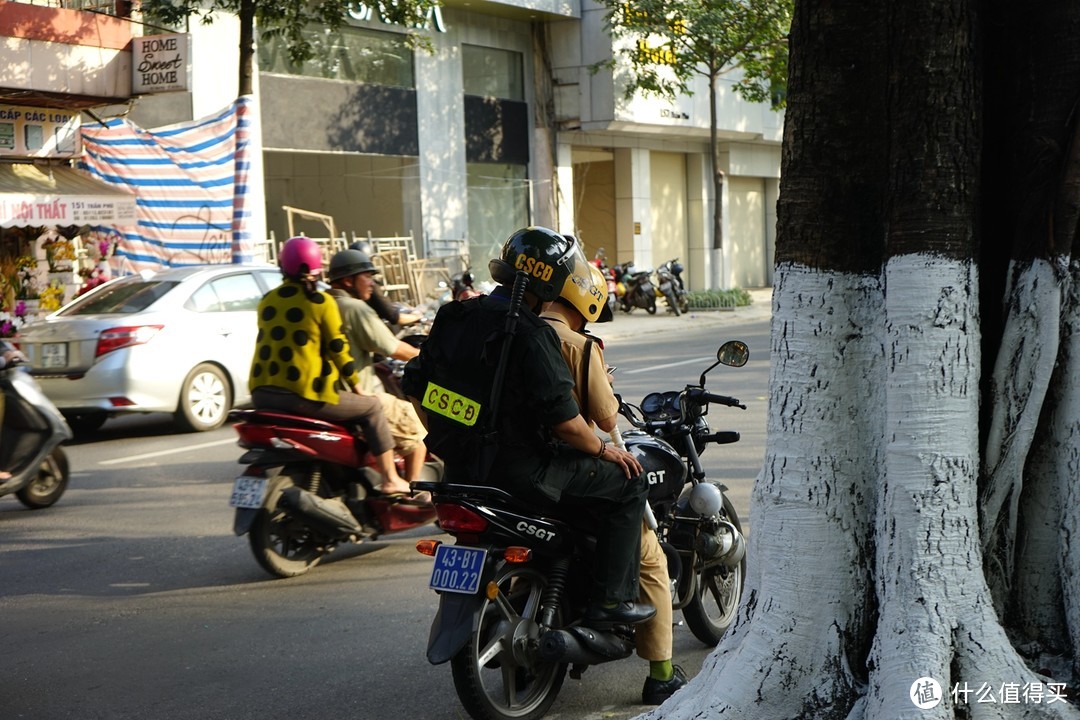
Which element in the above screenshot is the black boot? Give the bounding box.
[641,665,687,705]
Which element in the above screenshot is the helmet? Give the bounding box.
[328,249,377,282]
[349,240,376,256]
[488,226,580,303]
[279,236,322,278]
[559,263,611,323]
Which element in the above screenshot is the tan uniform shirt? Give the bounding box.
[539,310,619,426]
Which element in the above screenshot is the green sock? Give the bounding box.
[649,660,673,681]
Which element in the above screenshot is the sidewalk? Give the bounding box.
[598,287,773,342]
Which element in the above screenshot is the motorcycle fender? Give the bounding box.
[427,591,486,665]
[234,507,259,536]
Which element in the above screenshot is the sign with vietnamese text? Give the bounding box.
[0,104,80,159]
[0,195,137,228]
[132,33,191,94]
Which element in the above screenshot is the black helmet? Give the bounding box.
[328,249,377,282]
[349,240,376,256]
[489,226,580,302]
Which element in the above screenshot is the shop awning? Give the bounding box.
[0,163,137,228]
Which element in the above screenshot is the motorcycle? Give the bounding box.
[656,258,689,316]
[452,269,483,302]
[0,356,72,509]
[617,262,657,314]
[228,409,443,578]
[590,250,619,317]
[413,340,750,720]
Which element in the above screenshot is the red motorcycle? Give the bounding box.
[591,249,619,317]
[228,408,442,578]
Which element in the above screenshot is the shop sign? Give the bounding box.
[0,196,137,227]
[0,105,80,159]
[132,33,191,94]
[346,2,447,32]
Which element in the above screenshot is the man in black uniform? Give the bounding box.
[403,226,653,624]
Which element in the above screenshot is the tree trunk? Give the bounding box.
[648,0,1080,717]
[237,0,256,97]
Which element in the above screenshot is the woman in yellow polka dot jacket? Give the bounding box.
[248,236,412,496]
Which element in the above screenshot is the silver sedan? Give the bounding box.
[17,264,282,434]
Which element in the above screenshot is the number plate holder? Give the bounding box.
[41,342,67,369]
[429,545,487,595]
[229,475,268,509]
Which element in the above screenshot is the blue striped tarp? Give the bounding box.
[78,96,255,273]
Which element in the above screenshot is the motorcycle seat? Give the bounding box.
[229,408,354,435]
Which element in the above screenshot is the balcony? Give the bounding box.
[0,0,134,109]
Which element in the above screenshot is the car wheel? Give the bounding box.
[175,363,230,432]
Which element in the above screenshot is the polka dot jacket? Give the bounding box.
[248,279,360,404]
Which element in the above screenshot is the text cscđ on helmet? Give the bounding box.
[488,226,590,303]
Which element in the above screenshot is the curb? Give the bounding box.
[597,287,772,342]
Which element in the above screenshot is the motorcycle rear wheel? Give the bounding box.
[15,448,69,509]
[682,495,746,646]
[646,296,657,314]
[248,472,325,578]
[450,565,566,720]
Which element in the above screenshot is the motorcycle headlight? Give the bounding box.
[689,482,723,516]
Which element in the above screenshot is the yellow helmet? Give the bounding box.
[558,258,612,323]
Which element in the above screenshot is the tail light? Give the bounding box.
[96,325,163,357]
[435,503,489,533]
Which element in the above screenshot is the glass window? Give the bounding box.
[462,45,523,101]
[186,284,222,313]
[467,163,530,264]
[258,25,414,88]
[210,274,263,312]
[59,280,178,315]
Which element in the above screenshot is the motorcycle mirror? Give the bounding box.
[717,340,749,368]
[697,340,750,386]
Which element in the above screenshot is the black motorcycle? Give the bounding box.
[656,258,689,316]
[617,262,656,314]
[413,340,750,720]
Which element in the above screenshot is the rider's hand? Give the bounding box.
[601,443,642,478]
[1,349,24,367]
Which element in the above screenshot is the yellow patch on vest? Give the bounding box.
[422,381,482,427]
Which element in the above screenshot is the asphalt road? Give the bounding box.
[0,305,769,720]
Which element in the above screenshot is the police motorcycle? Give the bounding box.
[412,335,749,720]
[228,409,443,578]
[0,347,72,509]
[655,258,689,316]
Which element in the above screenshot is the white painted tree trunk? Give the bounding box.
[646,259,1080,719]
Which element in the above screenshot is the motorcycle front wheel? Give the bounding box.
[450,565,566,720]
[682,495,746,645]
[646,296,657,314]
[248,471,326,578]
[15,448,69,509]
[664,290,681,316]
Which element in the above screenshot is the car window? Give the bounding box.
[187,284,223,313]
[186,273,263,313]
[257,270,281,292]
[59,280,178,315]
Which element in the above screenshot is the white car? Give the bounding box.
[17,264,283,434]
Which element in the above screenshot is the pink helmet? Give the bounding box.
[279,236,322,278]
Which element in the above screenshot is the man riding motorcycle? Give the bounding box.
[402,226,654,624]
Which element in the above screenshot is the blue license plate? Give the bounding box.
[429,545,487,594]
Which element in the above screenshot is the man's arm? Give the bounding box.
[552,414,641,478]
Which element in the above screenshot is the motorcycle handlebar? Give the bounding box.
[685,387,746,410]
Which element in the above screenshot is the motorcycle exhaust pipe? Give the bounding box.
[696,519,746,568]
[280,486,363,538]
[539,626,634,666]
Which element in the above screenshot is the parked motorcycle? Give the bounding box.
[452,269,483,302]
[590,250,619,317]
[0,355,72,509]
[656,258,689,316]
[229,409,443,578]
[617,262,657,314]
[413,340,750,720]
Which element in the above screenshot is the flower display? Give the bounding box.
[0,301,30,339]
[39,281,66,312]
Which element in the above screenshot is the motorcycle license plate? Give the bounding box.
[228,476,268,509]
[429,545,487,594]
